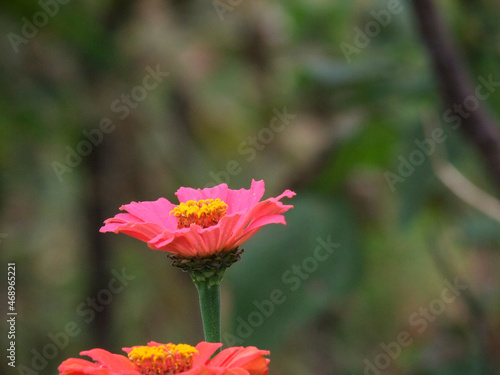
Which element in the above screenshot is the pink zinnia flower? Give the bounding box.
[100,180,295,258]
[58,341,270,375]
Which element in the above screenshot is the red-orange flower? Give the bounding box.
[100,180,295,258]
[58,341,270,375]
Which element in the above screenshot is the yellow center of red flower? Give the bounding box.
[127,344,198,375]
[170,199,228,229]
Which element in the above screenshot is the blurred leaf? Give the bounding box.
[225,194,362,348]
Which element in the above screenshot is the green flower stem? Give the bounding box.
[192,276,222,344]
[172,249,244,346]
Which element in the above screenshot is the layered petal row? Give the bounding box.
[100,180,295,258]
[58,342,270,375]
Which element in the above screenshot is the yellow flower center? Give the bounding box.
[170,199,228,229]
[127,344,198,375]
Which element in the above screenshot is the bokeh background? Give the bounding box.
[1,0,500,374]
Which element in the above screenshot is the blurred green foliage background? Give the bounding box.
[1,0,500,374]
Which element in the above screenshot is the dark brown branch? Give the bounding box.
[411,0,500,193]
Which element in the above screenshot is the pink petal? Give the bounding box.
[176,184,230,204]
[243,357,270,375]
[224,180,265,215]
[149,226,210,257]
[148,214,242,256]
[175,226,212,257]
[210,347,270,369]
[228,348,270,369]
[199,214,242,253]
[80,349,137,372]
[209,347,241,367]
[148,231,176,251]
[101,222,165,243]
[273,189,296,202]
[229,189,295,242]
[108,213,146,224]
[198,367,249,375]
[175,180,266,216]
[228,216,286,250]
[120,198,178,230]
[193,342,223,366]
[225,370,249,375]
[237,214,287,235]
[160,236,199,257]
[58,358,102,374]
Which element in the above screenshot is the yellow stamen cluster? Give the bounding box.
[170,199,228,229]
[127,344,198,375]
